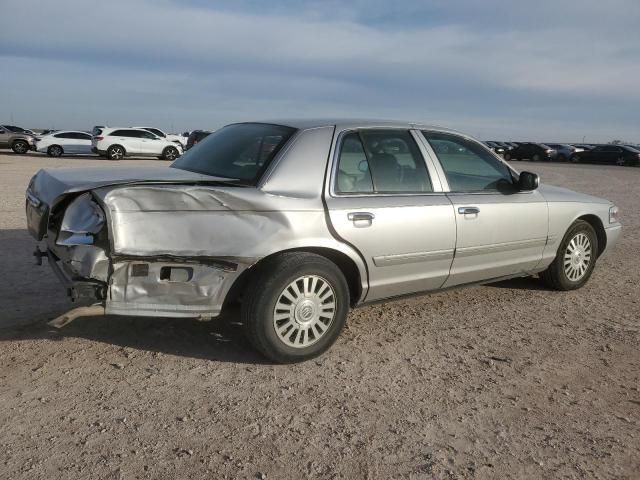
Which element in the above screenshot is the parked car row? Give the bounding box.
[2,121,637,166]
[0,123,203,160]
[484,140,640,166]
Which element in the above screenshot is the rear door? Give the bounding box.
[419,131,548,287]
[325,128,456,301]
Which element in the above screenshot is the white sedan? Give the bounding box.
[36,131,95,157]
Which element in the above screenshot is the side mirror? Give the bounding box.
[518,171,539,191]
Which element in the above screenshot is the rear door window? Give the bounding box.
[335,130,432,194]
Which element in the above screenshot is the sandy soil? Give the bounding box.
[0,152,638,479]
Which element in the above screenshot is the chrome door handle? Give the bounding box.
[348,212,375,222]
[458,206,480,215]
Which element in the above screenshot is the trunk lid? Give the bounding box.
[26,166,235,240]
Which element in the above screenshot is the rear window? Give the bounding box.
[172,123,296,183]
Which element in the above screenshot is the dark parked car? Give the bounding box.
[545,143,584,162]
[484,141,507,155]
[504,143,557,161]
[186,130,212,150]
[571,145,640,166]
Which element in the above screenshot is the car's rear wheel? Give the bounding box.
[47,145,63,157]
[241,252,349,363]
[162,146,179,161]
[541,220,598,291]
[12,140,29,154]
[107,145,125,160]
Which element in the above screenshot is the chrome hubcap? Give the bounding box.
[563,232,592,281]
[273,275,336,348]
[111,148,123,159]
[15,143,26,153]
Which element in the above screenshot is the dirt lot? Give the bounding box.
[0,152,638,479]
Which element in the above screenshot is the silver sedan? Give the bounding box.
[26,119,622,363]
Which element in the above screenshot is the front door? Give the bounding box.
[419,131,548,287]
[325,129,456,301]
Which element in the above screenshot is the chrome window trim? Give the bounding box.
[328,127,446,198]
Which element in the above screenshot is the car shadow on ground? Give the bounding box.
[0,310,269,365]
[486,276,549,291]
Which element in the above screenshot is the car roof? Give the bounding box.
[103,127,151,132]
[50,130,90,134]
[248,118,466,134]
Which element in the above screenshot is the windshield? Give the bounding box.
[172,123,296,183]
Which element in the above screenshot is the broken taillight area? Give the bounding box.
[56,193,106,246]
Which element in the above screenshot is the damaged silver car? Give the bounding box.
[26,120,622,363]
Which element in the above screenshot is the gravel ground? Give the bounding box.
[0,152,638,479]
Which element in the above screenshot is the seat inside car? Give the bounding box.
[369,153,400,191]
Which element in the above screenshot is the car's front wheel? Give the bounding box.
[241,252,350,363]
[532,153,542,162]
[541,220,598,291]
[503,153,511,161]
[12,140,29,154]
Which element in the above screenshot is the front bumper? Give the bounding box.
[600,224,622,259]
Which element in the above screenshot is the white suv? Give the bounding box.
[133,127,188,148]
[92,128,182,161]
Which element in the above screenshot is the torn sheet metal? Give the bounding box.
[106,260,246,318]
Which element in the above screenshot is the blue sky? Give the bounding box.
[1,0,639,142]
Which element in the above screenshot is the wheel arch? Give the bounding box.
[224,247,364,311]
[576,214,606,257]
[108,144,126,154]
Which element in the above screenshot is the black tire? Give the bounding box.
[570,155,580,163]
[162,146,179,161]
[11,140,29,154]
[241,252,350,363]
[47,145,63,157]
[557,154,567,162]
[504,153,511,161]
[532,153,541,162]
[541,220,598,291]
[615,156,625,166]
[107,145,125,160]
